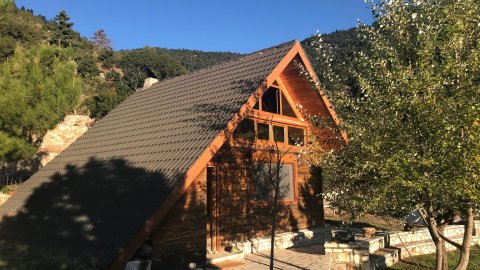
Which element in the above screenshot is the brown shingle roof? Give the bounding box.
[0,41,297,268]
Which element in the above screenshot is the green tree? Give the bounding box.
[0,44,81,151]
[50,10,75,47]
[84,81,118,119]
[74,47,99,78]
[83,71,132,119]
[307,1,480,270]
[0,132,35,163]
[0,0,48,61]
[119,47,188,89]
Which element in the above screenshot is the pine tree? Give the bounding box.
[0,44,82,161]
[51,10,75,47]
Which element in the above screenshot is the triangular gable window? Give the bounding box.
[261,87,280,114]
[254,83,301,119]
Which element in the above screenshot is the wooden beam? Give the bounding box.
[249,111,308,128]
[265,44,300,87]
[276,77,305,121]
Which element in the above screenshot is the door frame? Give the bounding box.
[206,166,219,253]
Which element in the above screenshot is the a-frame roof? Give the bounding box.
[0,40,341,269]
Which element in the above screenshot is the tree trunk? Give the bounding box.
[454,207,474,270]
[435,240,446,270]
[423,206,446,270]
[269,192,278,270]
[269,163,280,270]
[439,225,448,270]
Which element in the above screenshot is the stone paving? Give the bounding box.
[213,245,332,270]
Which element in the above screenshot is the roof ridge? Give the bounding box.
[145,40,298,92]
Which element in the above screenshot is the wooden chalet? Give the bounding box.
[0,41,344,269]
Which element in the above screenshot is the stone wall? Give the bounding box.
[325,241,370,270]
[325,221,480,270]
[38,114,93,166]
[229,227,332,255]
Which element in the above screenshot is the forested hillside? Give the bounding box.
[0,0,359,172]
[0,0,239,166]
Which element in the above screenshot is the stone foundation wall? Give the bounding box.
[229,227,331,255]
[326,221,480,270]
[386,223,478,247]
[325,241,370,270]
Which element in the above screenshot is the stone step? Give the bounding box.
[206,251,244,265]
[370,235,479,269]
[370,247,401,269]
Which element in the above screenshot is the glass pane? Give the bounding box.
[279,164,294,200]
[288,127,305,146]
[261,87,280,114]
[257,122,269,140]
[281,92,297,118]
[253,163,294,201]
[233,118,255,141]
[253,163,272,201]
[273,125,285,143]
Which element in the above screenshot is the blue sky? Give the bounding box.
[16,0,373,54]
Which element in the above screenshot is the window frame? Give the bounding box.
[253,119,306,146]
[287,126,306,146]
[252,80,304,121]
[252,160,298,204]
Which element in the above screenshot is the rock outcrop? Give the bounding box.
[38,115,94,166]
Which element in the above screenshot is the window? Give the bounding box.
[261,87,280,114]
[281,92,297,118]
[232,118,306,147]
[273,125,285,143]
[257,122,269,140]
[233,119,255,141]
[288,127,305,146]
[255,85,300,119]
[253,163,295,201]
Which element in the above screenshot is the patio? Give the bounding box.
[208,245,334,270]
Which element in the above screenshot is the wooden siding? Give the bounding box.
[211,143,324,247]
[151,168,207,266]
[280,55,346,147]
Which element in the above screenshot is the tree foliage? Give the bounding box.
[0,45,81,160]
[118,47,189,89]
[307,0,479,269]
[0,0,48,61]
[303,28,366,95]
[50,10,75,48]
[117,47,240,89]
[164,48,240,71]
[84,71,132,119]
[0,131,35,163]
